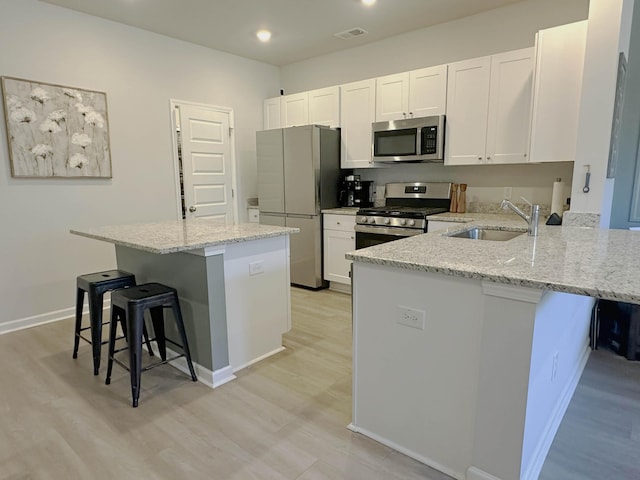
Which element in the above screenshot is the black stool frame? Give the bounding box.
[73,270,154,375]
[105,283,197,407]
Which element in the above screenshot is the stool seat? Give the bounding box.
[106,282,197,407]
[74,269,153,375]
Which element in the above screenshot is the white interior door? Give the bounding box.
[176,103,236,223]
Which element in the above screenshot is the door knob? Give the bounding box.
[188,206,196,213]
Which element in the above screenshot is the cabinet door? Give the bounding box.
[263,97,282,130]
[309,86,340,127]
[281,92,309,127]
[529,21,587,163]
[409,65,447,117]
[485,48,534,164]
[445,56,491,165]
[340,79,376,169]
[323,229,355,285]
[375,72,410,122]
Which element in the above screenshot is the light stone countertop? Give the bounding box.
[321,207,360,215]
[347,213,640,304]
[71,219,299,254]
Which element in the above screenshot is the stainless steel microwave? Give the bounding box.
[371,115,445,163]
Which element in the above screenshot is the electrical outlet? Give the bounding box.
[551,352,559,381]
[249,260,264,276]
[397,306,426,330]
[503,187,512,200]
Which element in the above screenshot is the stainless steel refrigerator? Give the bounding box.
[257,125,340,289]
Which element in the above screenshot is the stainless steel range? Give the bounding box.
[355,182,452,249]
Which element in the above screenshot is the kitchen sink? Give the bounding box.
[445,227,525,241]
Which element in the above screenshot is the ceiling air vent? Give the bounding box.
[334,27,368,40]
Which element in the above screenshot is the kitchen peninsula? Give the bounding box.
[71,219,298,388]
[347,216,640,480]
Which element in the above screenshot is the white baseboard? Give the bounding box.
[0,302,110,336]
[467,467,503,480]
[329,282,351,294]
[521,342,591,480]
[232,346,285,373]
[148,342,236,389]
[346,423,464,480]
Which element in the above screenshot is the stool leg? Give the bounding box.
[73,288,85,359]
[105,306,120,386]
[171,300,197,382]
[149,307,166,362]
[128,305,144,408]
[88,291,104,375]
[142,323,155,357]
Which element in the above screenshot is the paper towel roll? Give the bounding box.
[551,178,565,216]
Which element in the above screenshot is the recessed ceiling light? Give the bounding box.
[256,30,272,42]
[362,0,376,6]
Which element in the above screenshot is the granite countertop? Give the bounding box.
[321,207,360,215]
[347,213,640,304]
[71,219,299,254]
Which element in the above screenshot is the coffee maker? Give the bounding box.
[338,175,373,207]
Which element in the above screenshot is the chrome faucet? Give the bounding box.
[500,197,540,236]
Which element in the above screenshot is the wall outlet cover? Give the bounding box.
[397,306,426,330]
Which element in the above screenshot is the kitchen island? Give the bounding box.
[347,216,640,480]
[71,219,298,388]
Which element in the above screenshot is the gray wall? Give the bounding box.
[610,0,640,228]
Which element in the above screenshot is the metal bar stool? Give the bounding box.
[73,270,154,375]
[105,283,198,407]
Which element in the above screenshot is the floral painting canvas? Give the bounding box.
[1,76,112,178]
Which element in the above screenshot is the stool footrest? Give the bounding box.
[111,354,186,373]
[76,332,125,346]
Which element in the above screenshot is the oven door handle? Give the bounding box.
[354,224,423,237]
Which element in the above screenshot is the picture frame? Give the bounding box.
[607,52,627,179]
[1,76,112,178]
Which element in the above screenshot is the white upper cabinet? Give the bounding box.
[340,79,376,169]
[409,65,448,118]
[281,92,309,127]
[375,72,410,121]
[263,97,282,130]
[529,21,588,163]
[308,86,340,128]
[486,48,535,164]
[375,65,447,122]
[445,48,534,165]
[445,56,492,165]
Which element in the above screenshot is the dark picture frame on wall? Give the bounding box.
[1,76,112,178]
[607,52,627,179]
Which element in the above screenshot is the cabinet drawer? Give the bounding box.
[324,213,356,232]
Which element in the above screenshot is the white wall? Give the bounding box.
[570,0,636,224]
[0,0,279,329]
[278,0,588,210]
[280,0,589,94]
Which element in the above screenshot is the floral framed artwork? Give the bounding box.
[1,76,112,178]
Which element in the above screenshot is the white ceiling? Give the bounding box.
[40,0,525,66]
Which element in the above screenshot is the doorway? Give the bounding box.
[171,100,238,223]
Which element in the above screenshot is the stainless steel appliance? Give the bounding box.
[339,175,373,208]
[257,125,340,289]
[372,115,445,163]
[355,182,451,249]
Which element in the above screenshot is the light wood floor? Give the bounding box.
[1,288,639,480]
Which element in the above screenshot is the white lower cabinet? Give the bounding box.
[427,220,455,233]
[323,213,356,286]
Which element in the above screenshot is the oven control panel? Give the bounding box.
[356,216,425,230]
